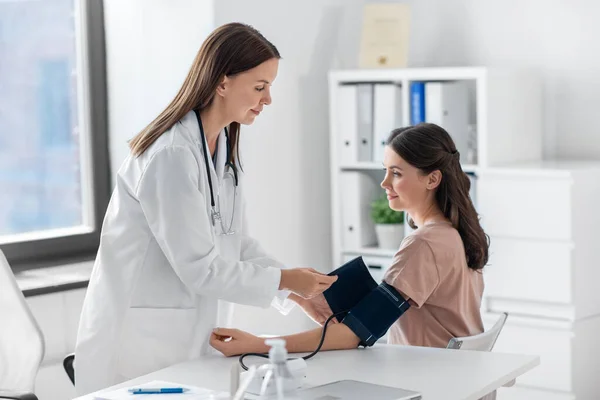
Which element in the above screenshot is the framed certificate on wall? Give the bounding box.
[359,3,410,68]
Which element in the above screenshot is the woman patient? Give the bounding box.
[210,123,490,356]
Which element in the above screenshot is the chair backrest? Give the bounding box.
[447,312,508,352]
[446,313,508,400]
[0,250,45,392]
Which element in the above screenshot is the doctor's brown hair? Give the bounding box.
[129,22,281,162]
[386,123,490,271]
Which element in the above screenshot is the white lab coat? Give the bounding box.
[74,111,293,395]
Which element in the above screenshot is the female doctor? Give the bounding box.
[74,22,337,395]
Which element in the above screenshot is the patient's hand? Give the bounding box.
[210,328,267,357]
[291,293,338,326]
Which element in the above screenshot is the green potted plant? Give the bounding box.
[370,194,405,250]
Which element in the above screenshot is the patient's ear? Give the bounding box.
[426,170,442,190]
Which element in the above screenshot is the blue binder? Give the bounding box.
[410,82,425,125]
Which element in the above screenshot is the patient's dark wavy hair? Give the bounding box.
[386,123,489,271]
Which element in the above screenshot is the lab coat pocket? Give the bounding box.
[115,307,197,380]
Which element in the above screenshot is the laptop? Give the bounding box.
[293,380,421,400]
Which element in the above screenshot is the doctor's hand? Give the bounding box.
[210,328,267,357]
[290,293,338,326]
[279,268,338,299]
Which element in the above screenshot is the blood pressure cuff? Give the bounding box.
[323,257,378,321]
[341,281,410,346]
[322,256,410,347]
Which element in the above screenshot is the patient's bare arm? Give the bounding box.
[210,323,360,357]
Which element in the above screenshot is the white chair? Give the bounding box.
[0,249,45,400]
[446,312,510,400]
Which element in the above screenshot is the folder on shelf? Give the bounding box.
[337,84,358,165]
[340,172,380,249]
[410,82,425,125]
[356,83,374,162]
[424,81,470,158]
[373,83,402,162]
[337,84,374,164]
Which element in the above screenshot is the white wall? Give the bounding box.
[390,0,600,159]
[103,0,214,180]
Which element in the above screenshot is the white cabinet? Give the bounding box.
[479,162,600,399]
[487,313,600,400]
[485,238,573,304]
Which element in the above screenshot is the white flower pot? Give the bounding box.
[375,224,405,251]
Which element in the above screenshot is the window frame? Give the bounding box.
[1,0,110,270]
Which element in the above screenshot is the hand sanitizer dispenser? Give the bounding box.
[239,339,307,399]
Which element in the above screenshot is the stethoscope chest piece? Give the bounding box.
[194,109,238,236]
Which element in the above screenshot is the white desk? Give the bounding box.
[75,345,539,400]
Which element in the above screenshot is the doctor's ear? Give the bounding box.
[216,76,229,97]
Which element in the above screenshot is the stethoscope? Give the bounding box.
[194,109,239,235]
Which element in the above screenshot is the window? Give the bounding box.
[0,0,110,268]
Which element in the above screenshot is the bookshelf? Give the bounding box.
[328,66,542,268]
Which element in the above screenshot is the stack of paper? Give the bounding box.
[94,380,229,400]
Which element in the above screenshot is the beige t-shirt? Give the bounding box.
[383,221,484,348]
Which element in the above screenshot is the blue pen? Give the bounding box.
[128,388,187,394]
